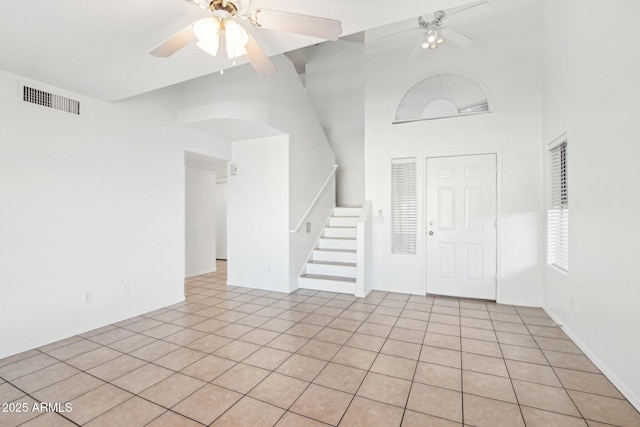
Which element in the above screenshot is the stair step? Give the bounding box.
[306,260,357,278]
[312,249,357,263]
[324,226,357,238]
[333,207,362,217]
[319,237,357,250]
[307,260,356,267]
[299,274,356,294]
[329,216,358,227]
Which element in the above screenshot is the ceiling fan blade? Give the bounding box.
[441,28,473,48]
[150,25,197,57]
[244,32,277,77]
[378,27,422,41]
[445,1,492,21]
[252,9,342,41]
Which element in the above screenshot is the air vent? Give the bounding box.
[22,86,80,115]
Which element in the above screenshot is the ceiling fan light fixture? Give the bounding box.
[193,18,248,59]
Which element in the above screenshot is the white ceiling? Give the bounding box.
[0,0,472,102]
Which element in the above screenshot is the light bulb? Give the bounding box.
[427,34,436,43]
[224,20,249,59]
[193,18,218,42]
[429,43,438,49]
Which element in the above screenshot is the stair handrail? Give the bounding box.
[290,165,338,233]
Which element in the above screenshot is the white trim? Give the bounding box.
[544,307,640,411]
[290,165,338,233]
[548,132,568,150]
[423,148,503,302]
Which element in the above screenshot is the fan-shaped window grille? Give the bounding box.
[394,72,492,124]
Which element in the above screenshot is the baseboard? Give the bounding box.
[185,268,217,278]
[498,298,543,307]
[544,307,640,411]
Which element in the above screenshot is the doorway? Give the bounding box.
[426,153,498,300]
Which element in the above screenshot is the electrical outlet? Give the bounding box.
[84,292,92,304]
[123,284,131,295]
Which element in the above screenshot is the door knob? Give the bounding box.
[428,231,434,236]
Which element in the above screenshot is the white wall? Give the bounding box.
[363,0,544,304]
[215,182,228,260]
[306,40,366,207]
[227,136,290,291]
[542,0,640,408]
[185,164,216,277]
[0,69,231,358]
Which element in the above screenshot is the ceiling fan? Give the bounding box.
[150,0,343,77]
[384,1,491,53]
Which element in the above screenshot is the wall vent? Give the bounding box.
[22,85,80,115]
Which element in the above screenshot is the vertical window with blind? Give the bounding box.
[391,158,417,254]
[548,138,568,271]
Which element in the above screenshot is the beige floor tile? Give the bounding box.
[492,321,530,334]
[236,314,272,327]
[0,353,59,380]
[12,362,80,393]
[215,324,254,339]
[463,393,525,427]
[90,328,136,345]
[243,347,292,370]
[0,349,43,367]
[332,346,377,370]
[85,396,165,427]
[424,332,461,351]
[145,410,204,427]
[238,328,280,345]
[263,318,298,332]
[211,396,285,427]
[543,350,600,373]
[143,323,184,339]
[173,383,242,425]
[495,331,537,347]
[402,308,430,321]
[108,334,156,353]
[286,323,324,338]
[298,340,342,361]
[389,327,425,344]
[462,352,508,377]
[534,336,583,354]
[250,372,309,409]
[419,346,461,368]
[66,384,132,425]
[505,359,562,387]
[461,326,498,342]
[32,372,105,403]
[460,317,493,331]
[427,322,461,337]
[345,333,386,352]
[340,310,371,322]
[370,354,417,380]
[276,354,327,381]
[357,322,392,338]
[463,371,517,403]
[367,313,398,326]
[357,372,411,407]
[327,317,362,332]
[500,343,548,365]
[130,340,180,362]
[112,363,173,394]
[213,340,261,361]
[180,355,236,381]
[460,308,490,320]
[314,363,367,394]
[66,347,122,371]
[191,318,230,333]
[569,390,640,427]
[123,318,164,333]
[395,318,428,331]
[380,339,421,360]
[314,328,353,345]
[0,382,25,402]
[291,384,352,425]
[267,334,310,352]
[461,338,502,358]
[528,325,570,340]
[339,396,403,427]
[186,334,232,353]
[521,406,588,427]
[44,339,102,360]
[276,411,331,426]
[19,412,78,427]
[430,313,461,326]
[213,363,270,393]
[512,379,580,416]
[154,347,207,371]
[414,362,461,391]
[401,410,462,427]
[139,373,206,408]
[0,396,40,426]
[406,382,462,423]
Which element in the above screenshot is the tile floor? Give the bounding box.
[1,261,639,426]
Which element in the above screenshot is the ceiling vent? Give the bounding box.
[22,85,80,115]
[394,72,492,124]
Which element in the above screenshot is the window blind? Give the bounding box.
[548,141,568,271]
[391,158,417,254]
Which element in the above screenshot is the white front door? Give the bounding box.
[426,154,497,300]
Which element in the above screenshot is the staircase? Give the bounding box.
[299,207,361,294]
